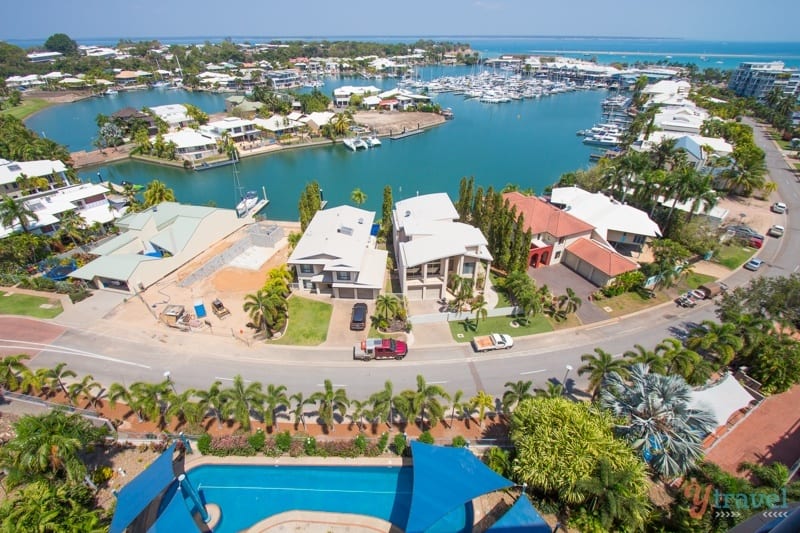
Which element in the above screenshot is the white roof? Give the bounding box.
[394,193,459,234]
[643,79,691,96]
[203,117,256,133]
[289,205,376,272]
[395,193,491,267]
[149,104,190,125]
[252,115,304,132]
[0,159,67,186]
[363,95,382,106]
[690,373,755,428]
[161,128,217,150]
[302,111,334,127]
[641,132,732,157]
[333,85,381,97]
[550,186,662,238]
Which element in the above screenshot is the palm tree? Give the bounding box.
[350,187,367,206]
[374,294,400,323]
[349,399,368,430]
[392,390,418,428]
[243,289,287,336]
[19,367,49,397]
[0,195,39,233]
[222,375,263,431]
[470,390,495,428]
[655,338,708,384]
[66,374,101,409]
[414,375,449,429]
[574,457,651,531]
[558,288,582,316]
[447,389,464,427]
[330,111,352,137]
[0,410,106,487]
[623,343,667,374]
[579,348,629,400]
[55,209,87,247]
[107,382,132,412]
[262,383,289,431]
[290,391,311,431]
[0,354,30,391]
[368,380,394,428]
[309,379,349,433]
[129,380,171,426]
[535,382,564,398]
[165,389,198,429]
[142,179,176,208]
[195,380,228,429]
[502,380,533,414]
[600,363,717,478]
[471,295,489,329]
[44,362,77,401]
[686,320,744,367]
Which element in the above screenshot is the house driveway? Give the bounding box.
[320,297,368,348]
[527,263,611,324]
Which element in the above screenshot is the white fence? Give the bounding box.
[410,306,518,324]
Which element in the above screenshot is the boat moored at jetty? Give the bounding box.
[236,190,259,217]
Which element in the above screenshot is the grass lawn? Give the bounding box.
[489,273,513,308]
[683,272,716,289]
[0,291,63,318]
[591,291,671,319]
[1,99,52,120]
[713,243,756,270]
[449,313,552,343]
[270,296,331,346]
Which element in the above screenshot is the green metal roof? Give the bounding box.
[69,254,157,281]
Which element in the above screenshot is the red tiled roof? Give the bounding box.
[503,191,594,238]
[566,238,639,276]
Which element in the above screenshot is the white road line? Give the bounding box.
[427,380,448,384]
[315,383,347,388]
[520,369,547,375]
[0,342,150,369]
[215,376,253,383]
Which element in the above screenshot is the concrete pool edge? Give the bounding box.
[183,454,408,469]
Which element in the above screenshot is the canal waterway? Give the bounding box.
[27,67,610,220]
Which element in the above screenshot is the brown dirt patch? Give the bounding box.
[353,111,446,136]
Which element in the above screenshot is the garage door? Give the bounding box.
[338,287,355,299]
[423,285,442,300]
[576,261,594,281]
[407,287,424,300]
[356,288,375,300]
[563,252,579,270]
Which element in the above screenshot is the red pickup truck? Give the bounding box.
[353,338,408,361]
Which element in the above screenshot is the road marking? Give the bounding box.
[427,380,448,384]
[520,369,547,375]
[215,376,253,383]
[316,383,347,388]
[0,341,150,369]
[795,265,799,273]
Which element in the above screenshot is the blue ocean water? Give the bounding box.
[8,36,800,69]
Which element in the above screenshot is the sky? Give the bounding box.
[4,0,800,42]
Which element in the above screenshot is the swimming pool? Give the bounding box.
[185,464,471,532]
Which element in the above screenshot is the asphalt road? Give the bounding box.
[8,118,798,401]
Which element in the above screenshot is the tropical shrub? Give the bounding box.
[376,432,389,453]
[247,429,266,451]
[354,433,367,454]
[275,430,293,452]
[207,434,255,456]
[197,433,211,455]
[393,434,407,456]
[418,430,434,445]
[303,436,317,455]
[451,435,468,448]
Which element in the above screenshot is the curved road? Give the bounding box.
[4,119,797,401]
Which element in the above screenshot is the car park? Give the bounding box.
[349,303,368,331]
[743,258,764,271]
[768,225,785,237]
[771,202,787,214]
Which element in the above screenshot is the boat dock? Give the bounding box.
[389,129,425,140]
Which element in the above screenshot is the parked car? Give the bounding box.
[675,296,697,308]
[472,333,514,352]
[771,202,787,214]
[743,258,764,271]
[353,338,408,361]
[697,282,728,299]
[350,303,368,331]
[768,225,785,237]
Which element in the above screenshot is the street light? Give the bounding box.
[562,364,573,393]
[163,371,177,393]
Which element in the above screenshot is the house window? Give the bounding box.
[558,237,565,244]
[303,279,314,289]
[336,271,351,281]
[426,261,441,276]
[634,234,646,245]
[300,264,314,274]
[462,262,475,275]
[407,265,422,278]
[554,251,561,260]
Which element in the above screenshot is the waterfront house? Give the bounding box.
[27,51,63,63]
[728,61,800,101]
[0,182,124,239]
[70,202,247,293]
[300,112,335,133]
[252,115,304,137]
[549,186,661,256]
[288,205,386,300]
[503,192,639,286]
[637,131,733,170]
[115,70,151,86]
[392,193,492,301]
[332,85,382,108]
[200,117,260,143]
[149,104,194,130]
[160,129,218,162]
[264,69,302,89]
[225,95,247,113]
[111,107,158,136]
[0,158,69,199]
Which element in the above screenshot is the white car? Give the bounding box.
[771,202,787,214]
[768,225,785,237]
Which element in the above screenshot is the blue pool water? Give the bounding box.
[184,464,470,533]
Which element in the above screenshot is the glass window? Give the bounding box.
[303,279,314,289]
[554,251,561,259]
[300,264,314,274]
[407,265,422,277]
[336,271,351,281]
[426,261,441,276]
[463,262,475,275]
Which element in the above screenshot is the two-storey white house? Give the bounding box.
[288,206,386,299]
[0,158,69,199]
[392,193,492,301]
